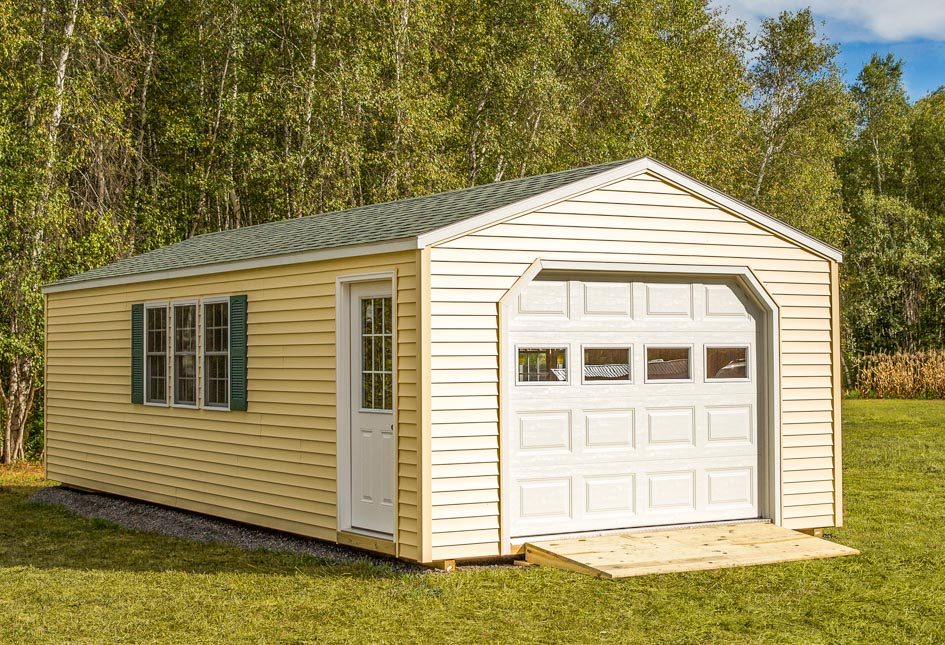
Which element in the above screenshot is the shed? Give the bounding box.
[43,157,844,565]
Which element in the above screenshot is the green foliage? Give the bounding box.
[843,192,943,353]
[843,54,912,198]
[910,89,945,217]
[746,9,854,246]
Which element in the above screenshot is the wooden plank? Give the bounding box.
[336,531,396,557]
[524,543,611,579]
[524,523,857,579]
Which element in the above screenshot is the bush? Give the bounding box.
[851,351,945,398]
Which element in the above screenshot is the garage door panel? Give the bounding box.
[518,478,572,520]
[704,283,750,318]
[643,283,693,318]
[518,280,569,316]
[645,407,696,447]
[584,409,635,448]
[647,470,696,511]
[706,467,755,508]
[584,475,636,514]
[517,411,571,452]
[706,405,755,444]
[581,282,633,317]
[508,277,761,538]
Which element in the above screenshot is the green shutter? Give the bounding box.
[229,294,248,411]
[131,304,144,404]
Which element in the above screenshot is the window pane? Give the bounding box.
[373,298,384,335]
[358,296,393,411]
[204,354,229,406]
[517,348,568,383]
[203,303,228,353]
[361,299,372,334]
[646,347,691,380]
[203,302,229,407]
[146,356,166,403]
[145,307,167,403]
[372,336,382,372]
[584,347,631,382]
[362,335,372,372]
[707,347,748,380]
[362,372,372,409]
[174,305,196,352]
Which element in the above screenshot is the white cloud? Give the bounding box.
[712,0,945,42]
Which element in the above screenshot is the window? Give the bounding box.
[173,303,197,406]
[517,347,568,383]
[646,346,691,381]
[583,347,631,383]
[361,296,393,411]
[706,346,749,381]
[145,306,168,404]
[204,301,229,408]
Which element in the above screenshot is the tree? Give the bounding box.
[910,89,945,217]
[843,53,911,198]
[0,0,128,462]
[746,9,853,245]
[843,192,943,353]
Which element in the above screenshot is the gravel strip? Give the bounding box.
[31,486,427,573]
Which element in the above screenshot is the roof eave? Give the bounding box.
[42,236,421,294]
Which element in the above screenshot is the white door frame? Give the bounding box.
[497,260,782,555]
[335,271,398,540]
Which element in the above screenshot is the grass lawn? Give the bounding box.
[2,399,944,644]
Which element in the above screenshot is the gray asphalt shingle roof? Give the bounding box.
[53,159,632,287]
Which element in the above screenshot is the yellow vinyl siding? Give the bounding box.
[427,171,838,558]
[45,250,421,558]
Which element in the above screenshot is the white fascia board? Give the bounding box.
[416,156,842,264]
[42,237,419,294]
[640,158,843,263]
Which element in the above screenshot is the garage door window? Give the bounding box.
[706,346,749,381]
[646,346,691,382]
[583,347,631,383]
[517,347,568,384]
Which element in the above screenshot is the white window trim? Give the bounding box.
[143,301,170,407]
[201,295,231,411]
[580,344,633,385]
[643,343,694,384]
[514,345,570,386]
[704,344,752,383]
[170,299,199,409]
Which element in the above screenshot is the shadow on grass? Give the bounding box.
[0,480,415,580]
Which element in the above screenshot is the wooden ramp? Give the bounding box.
[524,523,859,579]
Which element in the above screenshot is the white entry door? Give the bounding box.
[348,281,395,536]
[507,277,762,539]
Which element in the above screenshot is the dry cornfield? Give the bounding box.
[852,351,945,398]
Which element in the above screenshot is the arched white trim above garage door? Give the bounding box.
[497,261,782,552]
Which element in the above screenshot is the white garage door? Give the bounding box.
[506,276,762,539]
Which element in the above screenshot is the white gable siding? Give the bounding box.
[427,172,838,559]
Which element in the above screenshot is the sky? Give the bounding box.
[711,0,945,100]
